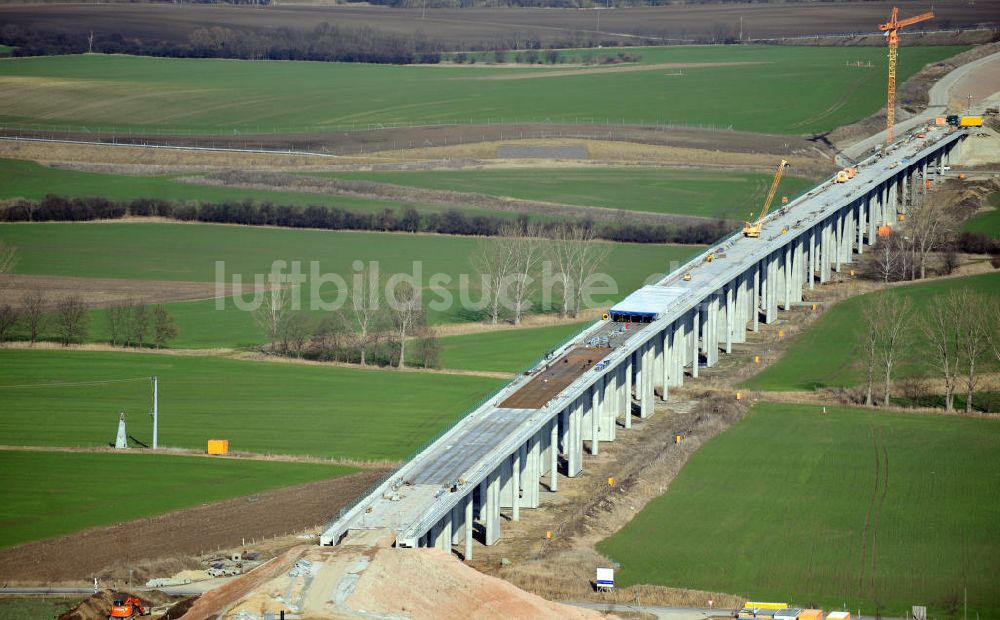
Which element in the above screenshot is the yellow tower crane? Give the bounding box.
[879,7,934,145]
[743,160,788,238]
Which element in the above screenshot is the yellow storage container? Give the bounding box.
[207,439,229,455]
[747,602,789,611]
[959,116,983,127]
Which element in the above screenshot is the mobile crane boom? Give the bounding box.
[743,160,788,238]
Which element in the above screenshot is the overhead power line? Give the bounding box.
[0,376,152,389]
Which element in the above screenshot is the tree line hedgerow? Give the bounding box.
[0,195,732,245]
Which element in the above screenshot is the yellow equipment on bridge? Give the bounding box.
[743,160,788,238]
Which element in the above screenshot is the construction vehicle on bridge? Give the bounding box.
[743,160,788,238]
[108,596,150,619]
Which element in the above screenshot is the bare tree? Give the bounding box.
[859,299,882,406]
[569,226,612,318]
[53,295,89,346]
[281,311,312,357]
[922,292,962,411]
[923,289,995,412]
[504,221,544,325]
[389,281,423,368]
[415,332,442,369]
[106,300,132,347]
[905,201,955,280]
[956,290,992,413]
[545,224,577,318]
[129,303,150,348]
[874,293,911,407]
[871,236,900,283]
[312,310,351,361]
[347,265,382,365]
[472,234,515,325]
[254,286,289,353]
[0,303,19,344]
[152,305,179,349]
[20,290,48,345]
[0,241,17,274]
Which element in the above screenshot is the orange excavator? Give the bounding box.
[109,596,150,619]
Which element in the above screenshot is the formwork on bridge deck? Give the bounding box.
[499,346,612,409]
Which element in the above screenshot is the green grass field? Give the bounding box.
[0,597,80,619]
[0,222,699,346]
[0,45,12,58]
[0,349,500,460]
[0,158,447,216]
[0,158,815,222]
[598,402,1000,618]
[0,46,965,135]
[431,321,589,373]
[961,192,1000,239]
[743,272,1000,391]
[0,450,355,548]
[311,168,816,220]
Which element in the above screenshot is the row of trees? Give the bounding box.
[859,289,999,413]
[252,278,440,369]
[0,290,179,349]
[248,222,608,366]
[106,300,178,349]
[457,49,642,65]
[0,195,731,245]
[472,222,610,324]
[0,292,90,346]
[869,199,1000,283]
[1,23,444,64]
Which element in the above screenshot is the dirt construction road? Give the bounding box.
[842,49,1000,161]
[0,470,384,584]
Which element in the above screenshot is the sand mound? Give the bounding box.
[348,548,609,620]
[185,542,611,619]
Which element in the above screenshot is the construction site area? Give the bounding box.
[1,2,999,619]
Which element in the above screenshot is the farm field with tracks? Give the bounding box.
[310,168,816,220]
[598,402,1000,618]
[0,46,966,135]
[0,158,449,216]
[0,349,500,460]
[0,450,355,548]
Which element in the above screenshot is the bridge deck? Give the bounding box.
[322,127,964,547]
[499,346,612,409]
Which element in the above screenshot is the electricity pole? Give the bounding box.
[152,375,158,449]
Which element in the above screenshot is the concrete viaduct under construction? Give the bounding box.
[321,127,967,557]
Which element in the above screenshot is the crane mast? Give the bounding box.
[879,7,934,145]
[743,160,788,238]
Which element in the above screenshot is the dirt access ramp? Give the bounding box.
[0,470,384,584]
[185,544,616,619]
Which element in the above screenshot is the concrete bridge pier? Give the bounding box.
[660,329,670,400]
[567,398,582,477]
[623,358,633,428]
[484,469,501,545]
[600,370,616,440]
[640,342,654,417]
[691,307,700,378]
